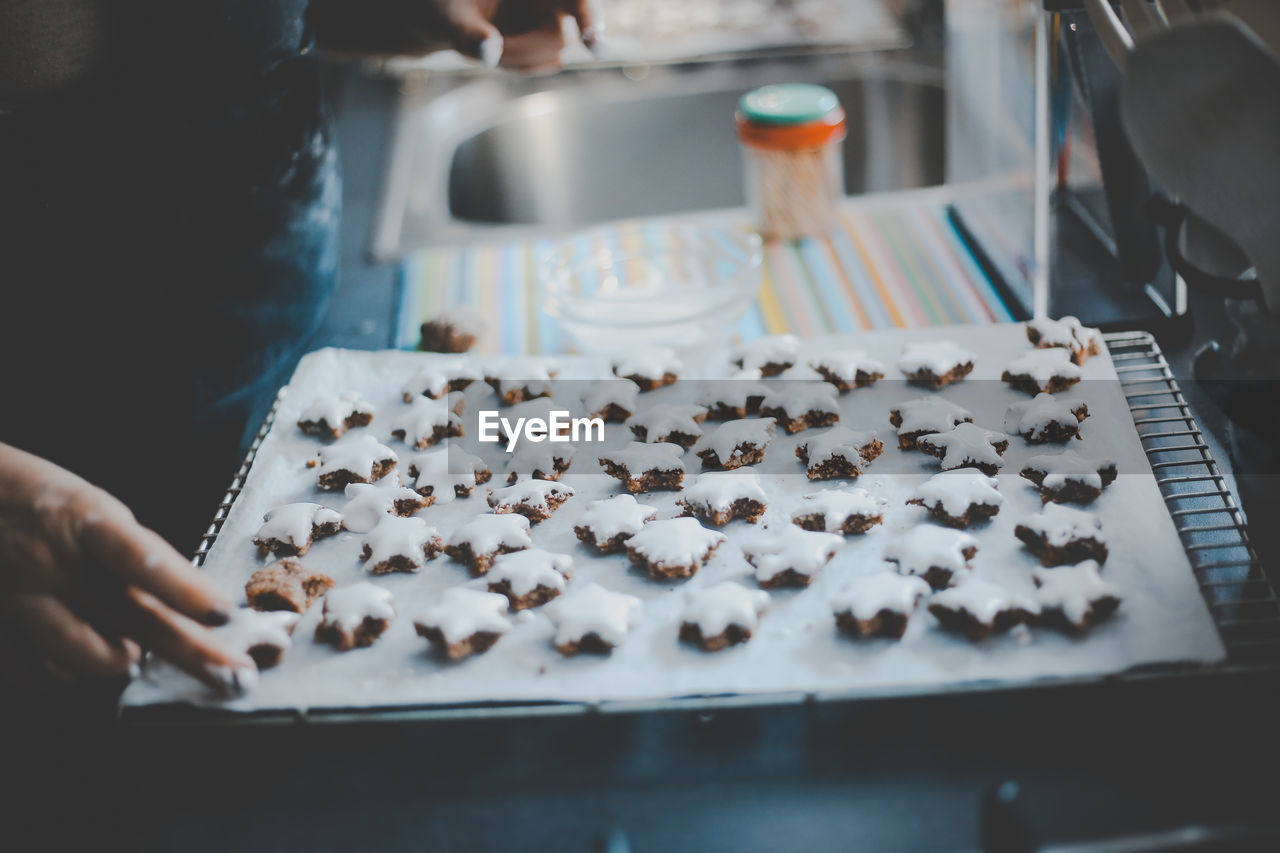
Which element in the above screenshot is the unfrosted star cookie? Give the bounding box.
[907,470,1003,529]
[927,577,1040,641]
[445,513,533,575]
[883,525,978,590]
[742,525,842,588]
[406,448,491,503]
[414,588,511,661]
[1004,393,1089,443]
[679,582,771,651]
[360,515,443,574]
[548,582,643,655]
[245,559,334,613]
[316,434,398,490]
[733,334,800,377]
[1032,561,1121,634]
[612,347,681,391]
[693,418,776,471]
[390,395,465,450]
[581,378,641,423]
[627,403,708,448]
[419,305,485,353]
[758,385,840,434]
[574,494,658,553]
[484,359,557,405]
[809,349,886,391]
[791,488,886,534]
[487,549,573,610]
[253,502,342,557]
[1001,348,1084,395]
[504,443,575,484]
[598,442,686,493]
[216,609,299,669]
[626,517,726,580]
[298,391,375,440]
[679,470,769,526]
[889,397,975,450]
[917,423,1011,476]
[897,341,977,388]
[831,572,931,639]
[341,481,427,533]
[1019,450,1118,504]
[1026,316,1102,365]
[795,427,883,480]
[400,359,481,401]
[315,582,397,651]
[487,478,575,523]
[1014,503,1108,566]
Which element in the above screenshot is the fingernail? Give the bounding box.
[231,665,258,695]
[204,607,231,627]
[586,33,610,58]
[581,25,600,49]
[127,662,142,681]
[205,663,258,697]
[480,34,504,68]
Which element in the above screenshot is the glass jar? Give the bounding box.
[735,83,846,241]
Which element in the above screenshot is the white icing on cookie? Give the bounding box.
[319,582,397,634]
[504,442,575,483]
[699,370,767,412]
[626,517,726,565]
[486,359,557,397]
[489,549,573,597]
[1004,393,1087,440]
[1033,561,1119,627]
[341,481,424,533]
[414,588,511,644]
[361,515,442,571]
[406,448,487,504]
[917,423,1010,471]
[581,379,641,418]
[549,582,643,649]
[1028,316,1100,353]
[1003,348,1084,387]
[216,608,299,656]
[598,442,686,475]
[910,470,1003,518]
[929,576,1040,623]
[254,503,342,551]
[692,418,776,465]
[612,347,682,382]
[891,397,974,437]
[809,349,886,387]
[884,526,978,581]
[299,391,374,433]
[897,341,976,376]
[797,427,880,472]
[487,478,576,515]
[734,334,800,371]
[791,488,886,531]
[627,403,707,442]
[681,470,768,514]
[1023,450,1115,492]
[1020,503,1105,548]
[318,434,398,483]
[390,395,464,448]
[830,572,931,620]
[742,525,842,584]
[575,494,658,540]
[758,384,841,419]
[447,513,533,554]
[401,360,482,401]
[682,582,770,637]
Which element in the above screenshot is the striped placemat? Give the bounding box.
[396,193,1017,355]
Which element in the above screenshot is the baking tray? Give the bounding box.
[121,332,1280,725]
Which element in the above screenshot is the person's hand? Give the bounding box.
[310,0,601,72]
[0,443,254,694]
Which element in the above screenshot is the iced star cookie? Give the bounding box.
[360,515,443,575]
[679,470,769,526]
[733,334,800,377]
[883,526,978,590]
[897,341,977,388]
[791,488,886,535]
[1019,451,1118,504]
[627,403,708,448]
[612,347,681,391]
[1032,561,1121,634]
[693,418,776,471]
[1026,316,1102,365]
[487,549,573,610]
[700,369,767,420]
[1001,348,1084,395]
[445,513,533,575]
[316,434,398,490]
[598,442,686,493]
[1004,393,1089,443]
[253,502,342,557]
[795,427,883,480]
[626,517,727,580]
[216,609,299,669]
[315,582,397,651]
[548,582,643,656]
[742,525,842,588]
[808,349,886,392]
[414,588,511,661]
[419,305,485,353]
[390,395,465,450]
[831,572,931,639]
[889,397,975,451]
[1014,503,1108,566]
[679,582,771,651]
[245,559,335,613]
[581,378,641,423]
[917,423,1011,476]
[485,360,557,405]
[574,494,659,553]
[400,359,481,401]
[927,577,1040,641]
[504,442,575,485]
[758,385,840,434]
[298,391,375,440]
[907,470,1003,529]
[340,481,427,533]
[487,478,575,523]
[406,448,492,503]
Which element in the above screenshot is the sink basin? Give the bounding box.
[375,51,945,258]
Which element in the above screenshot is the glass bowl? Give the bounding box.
[538,226,764,353]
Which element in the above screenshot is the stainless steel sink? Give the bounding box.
[374,51,945,258]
